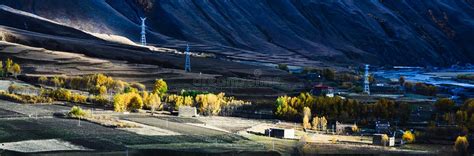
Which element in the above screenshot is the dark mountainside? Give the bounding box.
[1,0,474,67]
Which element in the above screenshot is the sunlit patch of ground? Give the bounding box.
[0,139,90,153]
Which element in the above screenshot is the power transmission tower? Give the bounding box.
[140,17,147,46]
[184,44,191,72]
[364,64,370,95]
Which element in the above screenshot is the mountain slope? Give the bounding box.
[1,0,474,67]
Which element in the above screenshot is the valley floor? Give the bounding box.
[0,98,451,155]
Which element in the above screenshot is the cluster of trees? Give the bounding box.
[4,84,87,104]
[404,82,437,96]
[41,88,88,104]
[275,93,411,124]
[456,74,474,81]
[435,98,474,133]
[0,90,53,104]
[113,79,166,112]
[0,58,21,78]
[36,74,168,112]
[37,74,130,95]
[166,91,250,116]
[311,116,328,131]
[302,67,337,81]
[113,92,143,112]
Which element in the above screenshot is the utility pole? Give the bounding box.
[140,17,147,46]
[364,64,370,95]
[184,44,191,72]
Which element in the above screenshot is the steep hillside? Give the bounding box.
[1,0,474,67]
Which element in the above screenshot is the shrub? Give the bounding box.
[41,88,72,101]
[88,95,109,105]
[130,82,146,91]
[277,64,289,72]
[109,80,127,93]
[402,131,415,143]
[68,106,89,118]
[38,76,48,85]
[70,93,87,104]
[124,86,139,93]
[50,76,65,88]
[0,91,53,104]
[180,89,209,98]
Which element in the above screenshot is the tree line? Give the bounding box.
[275,93,411,125]
[0,58,21,78]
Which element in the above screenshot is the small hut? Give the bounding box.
[178,106,197,117]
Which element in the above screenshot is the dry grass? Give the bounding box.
[69,114,140,128]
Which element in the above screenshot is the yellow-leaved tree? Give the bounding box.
[454,136,469,154]
[11,63,21,79]
[302,107,311,129]
[153,79,168,96]
[312,116,320,130]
